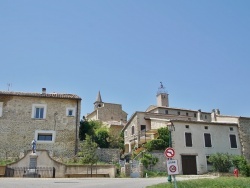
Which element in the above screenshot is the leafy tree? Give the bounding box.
[79,119,102,140]
[108,128,123,149]
[158,127,169,143]
[140,152,159,170]
[232,155,250,177]
[94,128,110,148]
[208,153,232,172]
[78,135,98,164]
[144,139,167,151]
[144,128,169,151]
[78,135,99,176]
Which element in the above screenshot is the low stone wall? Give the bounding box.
[65,164,116,178]
[150,151,167,172]
[7,150,116,178]
[96,148,120,163]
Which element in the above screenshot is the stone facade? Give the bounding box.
[239,117,250,162]
[87,103,127,124]
[86,91,127,124]
[96,148,120,163]
[0,90,81,158]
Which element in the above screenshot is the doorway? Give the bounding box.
[181,155,197,175]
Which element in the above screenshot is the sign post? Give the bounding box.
[167,160,179,188]
[164,148,178,188]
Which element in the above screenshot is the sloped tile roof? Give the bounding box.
[0,91,81,100]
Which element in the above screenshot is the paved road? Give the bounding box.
[0,175,217,188]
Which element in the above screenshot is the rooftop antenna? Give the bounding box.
[7,83,12,91]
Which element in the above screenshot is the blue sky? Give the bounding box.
[1,1,250,119]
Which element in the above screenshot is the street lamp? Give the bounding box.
[167,122,175,183]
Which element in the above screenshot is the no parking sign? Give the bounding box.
[167,159,179,175]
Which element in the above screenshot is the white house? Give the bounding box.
[122,83,249,174]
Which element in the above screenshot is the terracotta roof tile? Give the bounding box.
[0,91,81,100]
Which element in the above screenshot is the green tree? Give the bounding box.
[208,153,232,172]
[78,135,99,176]
[108,129,123,149]
[79,119,102,140]
[144,127,169,151]
[158,127,169,143]
[94,127,110,148]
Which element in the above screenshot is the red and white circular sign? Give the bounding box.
[164,147,175,158]
[169,165,176,173]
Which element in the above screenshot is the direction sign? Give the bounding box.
[164,147,175,158]
[167,159,179,175]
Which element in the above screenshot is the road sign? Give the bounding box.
[164,147,175,158]
[167,159,179,175]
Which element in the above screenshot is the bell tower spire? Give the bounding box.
[156,82,169,107]
[94,91,103,109]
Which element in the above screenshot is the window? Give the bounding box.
[141,125,146,135]
[186,112,189,116]
[178,111,180,115]
[185,125,189,129]
[141,125,146,131]
[204,126,208,129]
[165,110,168,114]
[0,102,3,117]
[35,108,44,118]
[230,134,237,148]
[132,126,135,135]
[35,130,55,143]
[185,132,192,147]
[66,107,75,116]
[32,104,47,119]
[205,115,207,119]
[194,113,197,118]
[204,133,212,147]
[230,127,234,131]
[38,134,52,141]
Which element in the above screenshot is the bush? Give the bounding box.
[140,152,159,170]
[208,153,232,172]
[232,155,250,177]
[144,139,167,152]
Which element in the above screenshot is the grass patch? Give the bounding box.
[147,177,250,188]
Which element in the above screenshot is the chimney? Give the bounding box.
[211,109,216,122]
[197,109,202,121]
[42,88,46,94]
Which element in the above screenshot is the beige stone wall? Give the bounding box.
[96,148,120,163]
[8,150,116,178]
[97,103,127,122]
[0,95,81,158]
[239,117,250,162]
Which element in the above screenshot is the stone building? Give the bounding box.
[122,83,250,174]
[86,91,127,131]
[0,88,81,159]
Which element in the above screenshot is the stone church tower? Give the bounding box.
[156,82,169,107]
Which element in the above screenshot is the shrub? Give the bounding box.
[140,153,159,170]
[144,139,167,152]
[232,155,250,177]
[208,153,232,172]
